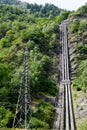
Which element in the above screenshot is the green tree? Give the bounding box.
[56,10,71,23]
[0,107,13,128]
[69,19,80,33]
[73,60,87,91]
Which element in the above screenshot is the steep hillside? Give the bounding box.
[68,3,87,92]
[0,4,57,129]
[68,3,87,129]
[0,0,70,18]
[1,1,87,130]
[0,3,71,129]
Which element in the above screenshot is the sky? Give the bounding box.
[20,0,87,11]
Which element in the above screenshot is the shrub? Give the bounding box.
[0,107,13,128]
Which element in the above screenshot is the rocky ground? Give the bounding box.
[72,89,87,130]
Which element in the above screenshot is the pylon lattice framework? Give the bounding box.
[13,46,32,130]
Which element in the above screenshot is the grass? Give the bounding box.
[72,87,82,108]
[77,118,87,130]
[72,87,87,130]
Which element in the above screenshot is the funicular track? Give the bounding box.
[53,20,76,130]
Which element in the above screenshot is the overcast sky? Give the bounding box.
[20,0,87,11]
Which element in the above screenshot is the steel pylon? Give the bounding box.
[12,45,32,130]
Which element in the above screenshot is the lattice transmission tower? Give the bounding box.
[12,45,32,130]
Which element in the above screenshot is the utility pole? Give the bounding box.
[13,44,32,130]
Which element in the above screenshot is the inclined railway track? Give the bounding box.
[53,20,76,130]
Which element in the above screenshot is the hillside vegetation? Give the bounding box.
[68,3,87,130]
[68,3,87,92]
[0,2,70,129]
[0,0,87,129]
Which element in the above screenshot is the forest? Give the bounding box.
[0,0,87,129]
